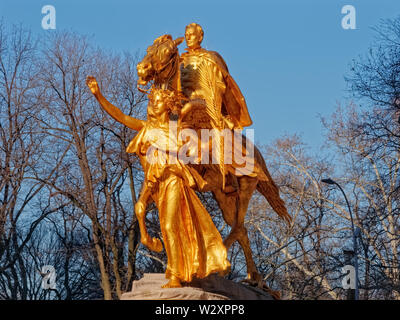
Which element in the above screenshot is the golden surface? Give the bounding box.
[180,23,253,189]
[87,23,291,288]
[87,80,230,288]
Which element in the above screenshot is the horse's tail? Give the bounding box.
[254,146,292,225]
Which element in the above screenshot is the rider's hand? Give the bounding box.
[86,76,100,96]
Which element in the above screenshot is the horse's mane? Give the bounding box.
[152,34,173,45]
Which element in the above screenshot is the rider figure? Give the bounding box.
[180,23,254,194]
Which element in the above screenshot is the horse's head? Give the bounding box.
[137,35,184,87]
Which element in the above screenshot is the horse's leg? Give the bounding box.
[214,175,262,282]
[234,176,262,282]
[212,188,239,249]
[135,198,163,253]
[203,165,261,281]
[200,165,240,250]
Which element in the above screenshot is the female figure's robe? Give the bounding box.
[127,122,231,282]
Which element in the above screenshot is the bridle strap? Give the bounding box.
[154,49,178,74]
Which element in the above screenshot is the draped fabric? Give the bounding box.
[180,48,262,187]
[181,48,253,129]
[127,122,231,282]
[155,170,231,282]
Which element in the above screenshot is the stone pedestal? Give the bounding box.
[121,273,274,300]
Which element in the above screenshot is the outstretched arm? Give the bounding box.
[86,76,145,131]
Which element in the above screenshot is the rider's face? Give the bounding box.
[185,27,202,50]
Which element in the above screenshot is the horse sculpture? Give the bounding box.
[136,34,292,285]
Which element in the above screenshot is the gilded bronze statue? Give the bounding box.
[87,78,231,288]
[87,23,291,290]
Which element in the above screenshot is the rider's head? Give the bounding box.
[185,23,203,50]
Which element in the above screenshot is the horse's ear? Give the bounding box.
[154,34,172,44]
[174,37,184,47]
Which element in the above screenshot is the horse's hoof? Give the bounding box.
[149,237,163,252]
[141,236,163,252]
[263,286,281,300]
[241,278,257,286]
[241,277,281,300]
[246,272,263,283]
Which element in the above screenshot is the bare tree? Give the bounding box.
[323,103,400,299]
[0,22,68,299]
[34,31,147,299]
[243,135,347,299]
[346,16,400,153]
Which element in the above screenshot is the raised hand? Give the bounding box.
[86,76,100,96]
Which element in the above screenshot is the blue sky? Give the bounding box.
[1,0,400,150]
